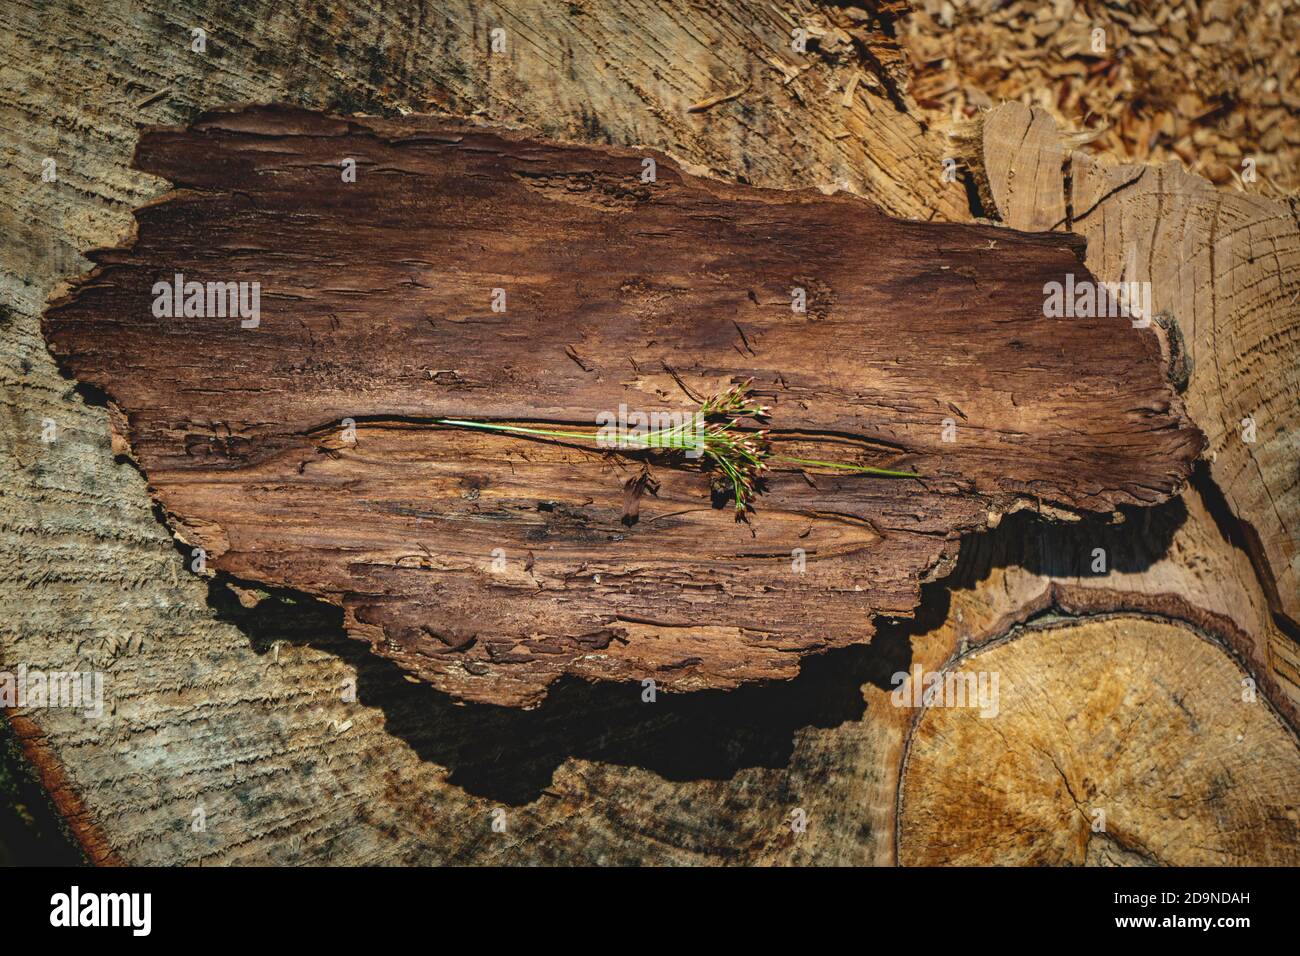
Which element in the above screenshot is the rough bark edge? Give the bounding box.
[3,712,118,866]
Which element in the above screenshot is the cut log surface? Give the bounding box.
[2,0,1294,867]
[898,616,1300,866]
[942,481,1300,729]
[43,105,1200,706]
[973,102,1300,629]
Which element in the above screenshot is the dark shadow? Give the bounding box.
[207,490,1187,806]
[952,493,1189,586]
[208,576,911,805]
[0,719,87,866]
[870,494,1190,676]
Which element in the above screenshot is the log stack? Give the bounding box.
[1,0,1296,865]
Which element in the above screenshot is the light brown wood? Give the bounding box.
[965,103,1067,231]
[969,102,1300,629]
[898,616,1300,866]
[904,0,1300,195]
[931,477,1300,724]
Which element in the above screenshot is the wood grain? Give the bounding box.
[898,616,1300,866]
[4,0,1288,867]
[972,102,1300,628]
[43,105,1201,705]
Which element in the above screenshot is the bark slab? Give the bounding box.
[44,106,1200,705]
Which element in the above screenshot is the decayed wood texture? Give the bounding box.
[43,105,1200,706]
[969,102,1300,628]
[0,0,982,863]
[2,0,1294,866]
[898,616,1300,866]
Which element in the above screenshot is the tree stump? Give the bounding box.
[898,617,1299,866]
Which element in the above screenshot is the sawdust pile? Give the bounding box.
[902,0,1300,195]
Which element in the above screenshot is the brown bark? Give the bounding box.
[43,105,1200,706]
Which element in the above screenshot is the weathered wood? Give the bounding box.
[0,0,982,863]
[969,102,1300,629]
[43,105,1200,706]
[2,0,1295,867]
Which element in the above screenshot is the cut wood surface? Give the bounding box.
[43,105,1200,706]
[940,477,1300,729]
[971,101,1300,629]
[1,0,1295,866]
[898,616,1300,866]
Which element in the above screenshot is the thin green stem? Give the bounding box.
[435,418,701,449]
[435,419,599,442]
[435,384,920,519]
[773,456,919,478]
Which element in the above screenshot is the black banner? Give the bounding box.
[0,865,1284,942]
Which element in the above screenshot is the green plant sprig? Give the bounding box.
[436,380,918,517]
